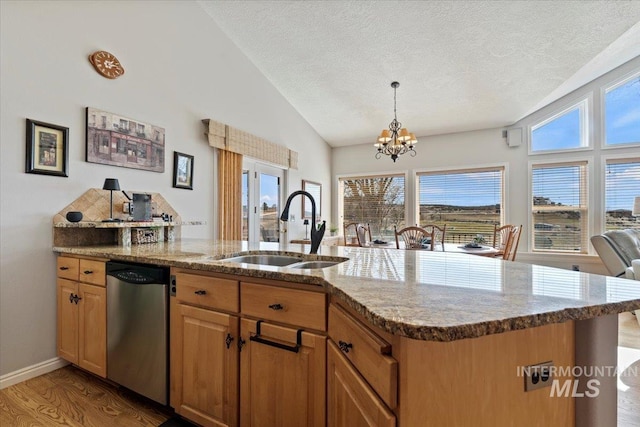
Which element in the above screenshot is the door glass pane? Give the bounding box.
[259,173,280,242]
[242,170,249,241]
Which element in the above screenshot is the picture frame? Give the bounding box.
[302,180,321,219]
[86,107,165,172]
[25,119,69,177]
[173,151,194,190]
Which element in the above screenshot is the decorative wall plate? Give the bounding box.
[88,50,124,79]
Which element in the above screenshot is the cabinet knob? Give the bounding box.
[83,270,93,275]
[338,340,353,353]
[225,333,234,349]
[69,293,74,304]
[268,303,284,311]
[194,290,207,295]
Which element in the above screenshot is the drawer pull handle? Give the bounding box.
[59,266,69,271]
[338,340,353,353]
[225,333,234,349]
[83,270,93,275]
[268,303,284,311]
[194,289,207,295]
[250,320,302,353]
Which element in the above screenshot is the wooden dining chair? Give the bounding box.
[343,222,360,246]
[492,224,515,257]
[502,225,522,261]
[356,223,372,247]
[421,224,446,251]
[394,226,429,249]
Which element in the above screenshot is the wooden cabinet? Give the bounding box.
[171,269,241,427]
[327,341,396,427]
[56,256,107,378]
[239,318,326,427]
[327,303,397,427]
[172,302,239,427]
[171,270,327,427]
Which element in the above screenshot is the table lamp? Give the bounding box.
[103,178,122,222]
[303,219,310,240]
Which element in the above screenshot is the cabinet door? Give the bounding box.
[57,278,78,364]
[174,303,239,427]
[240,319,326,427]
[78,283,107,378]
[327,341,396,427]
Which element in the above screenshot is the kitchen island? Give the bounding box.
[53,239,640,427]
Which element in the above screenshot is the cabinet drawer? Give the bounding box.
[176,272,239,312]
[241,282,326,331]
[57,256,79,280]
[328,304,397,409]
[79,259,106,286]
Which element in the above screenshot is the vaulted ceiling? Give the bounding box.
[198,1,640,147]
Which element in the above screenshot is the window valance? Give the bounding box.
[202,119,298,169]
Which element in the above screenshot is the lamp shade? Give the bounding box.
[633,196,640,217]
[103,178,120,191]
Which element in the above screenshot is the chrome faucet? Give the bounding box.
[280,190,326,254]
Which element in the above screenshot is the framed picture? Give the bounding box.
[25,119,69,177]
[173,151,194,190]
[85,107,165,172]
[302,180,321,219]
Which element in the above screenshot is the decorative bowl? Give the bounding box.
[66,211,83,222]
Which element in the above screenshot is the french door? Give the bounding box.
[242,161,285,243]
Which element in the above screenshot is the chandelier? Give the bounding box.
[375,81,417,162]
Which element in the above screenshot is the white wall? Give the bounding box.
[0,1,330,376]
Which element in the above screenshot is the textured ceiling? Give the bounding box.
[198,1,640,147]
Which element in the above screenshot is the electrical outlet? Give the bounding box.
[523,361,553,392]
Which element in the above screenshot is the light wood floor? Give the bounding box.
[1,314,638,426]
[618,311,640,427]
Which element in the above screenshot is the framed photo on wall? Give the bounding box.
[173,151,194,190]
[302,180,321,219]
[25,119,69,177]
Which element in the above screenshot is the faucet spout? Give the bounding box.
[281,190,326,254]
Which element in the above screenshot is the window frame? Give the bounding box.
[337,170,409,239]
[600,69,640,150]
[528,157,593,254]
[528,97,592,155]
[414,164,507,243]
[600,154,640,233]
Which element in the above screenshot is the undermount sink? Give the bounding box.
[220,254,303,267]
[288,261,343,269]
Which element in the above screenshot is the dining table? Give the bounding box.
[363,240,500,257]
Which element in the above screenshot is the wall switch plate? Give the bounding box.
[122,202,131,213]
[523,361,553,392]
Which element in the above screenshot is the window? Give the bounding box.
[531,162,588,252]
[339,174,405,239]
[417,167,504,244]
[604,72,640,146]
[604,158,640,231]
[530,100,588,152]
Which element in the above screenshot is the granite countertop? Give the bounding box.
[53,238,640,342]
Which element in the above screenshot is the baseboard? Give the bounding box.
[0,357,69,389]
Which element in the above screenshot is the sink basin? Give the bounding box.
[221,254,303,267]
[288,261,343,269]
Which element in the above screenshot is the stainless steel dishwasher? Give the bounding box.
[106,261,170,405]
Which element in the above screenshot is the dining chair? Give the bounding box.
[343,222,360,246]
[356,223,372,247]
[492,224,515,257]
[394,226,429,249]
[502,225,522,261]
[420,224,447,251]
